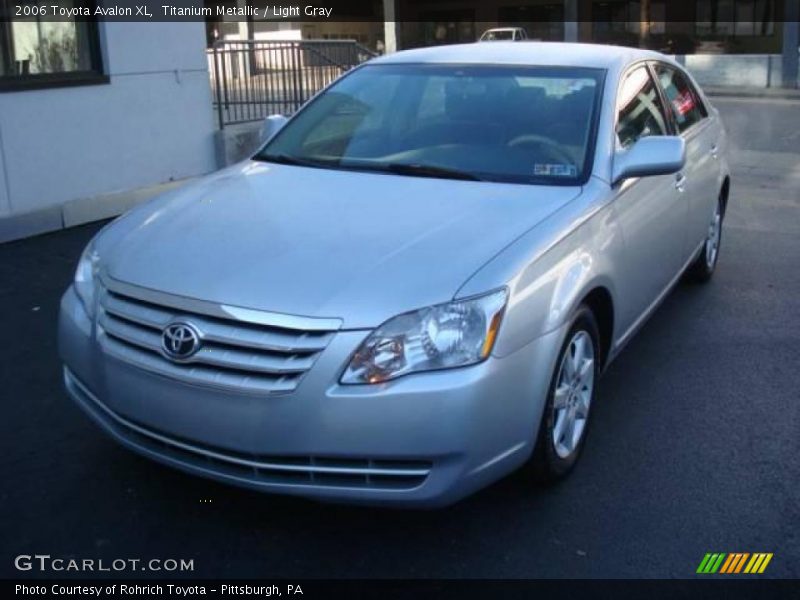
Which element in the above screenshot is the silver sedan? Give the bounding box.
[59,43,730,507]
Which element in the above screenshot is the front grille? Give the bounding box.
[96,279,338,395]
[65,369,431,491]
[126,427,432,490]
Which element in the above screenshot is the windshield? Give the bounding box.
[256,64,605,185]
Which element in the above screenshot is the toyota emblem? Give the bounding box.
[161,322,201,360]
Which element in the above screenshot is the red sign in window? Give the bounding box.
[673,91,695,116]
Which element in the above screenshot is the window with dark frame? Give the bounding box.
[0,0,105,91]
[591,0,666,37]
[696,0,775,37]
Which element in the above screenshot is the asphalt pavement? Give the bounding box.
[1,96,798,579]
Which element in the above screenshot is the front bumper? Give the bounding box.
[58,285,563,507]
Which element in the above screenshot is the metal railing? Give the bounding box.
[209,39,377,129]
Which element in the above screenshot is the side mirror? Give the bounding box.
[260,114,288,144]
[612,136,686,185]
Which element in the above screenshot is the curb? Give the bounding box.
[706,86,800,100]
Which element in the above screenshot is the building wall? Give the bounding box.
[0,22,216,230]
[680,54,786,88]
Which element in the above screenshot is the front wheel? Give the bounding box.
[687,196,723,283]
[531,306,600,481]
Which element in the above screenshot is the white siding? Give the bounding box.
[0,22,216,220]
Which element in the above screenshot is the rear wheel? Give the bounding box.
[687,195,723,283]
[531,306,600,481]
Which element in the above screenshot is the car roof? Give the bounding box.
[372,42,669,72]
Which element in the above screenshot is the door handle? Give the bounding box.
[675,173,687,191]
[710,144,719,159]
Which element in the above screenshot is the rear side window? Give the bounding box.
[654,64,707,134]
[616,66,670,149]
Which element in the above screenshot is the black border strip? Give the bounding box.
[5,579,800,599]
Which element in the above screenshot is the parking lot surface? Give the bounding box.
[1,97,798,578]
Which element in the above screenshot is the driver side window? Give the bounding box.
[616,66,669,149]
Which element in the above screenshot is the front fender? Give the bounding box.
[456,178,621,358]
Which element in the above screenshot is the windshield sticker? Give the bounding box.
[534,163,578,177]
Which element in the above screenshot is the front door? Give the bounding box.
[612,64,689,337]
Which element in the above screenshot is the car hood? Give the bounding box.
[101,161,580,328]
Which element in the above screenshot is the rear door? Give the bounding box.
[652,62,721,260]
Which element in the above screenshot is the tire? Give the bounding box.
[687,194,724,283]
[531,305,601,482]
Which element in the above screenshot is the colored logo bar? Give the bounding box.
[697,553,773,574]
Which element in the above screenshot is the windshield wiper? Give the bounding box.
[255,153,338,169]
[257,154,484,182]
[377,163,484,182]
[341,162,484,181]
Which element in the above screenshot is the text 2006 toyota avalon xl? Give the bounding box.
[59,43,730,507]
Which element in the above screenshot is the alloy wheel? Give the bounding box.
[552,330,595,459]
[705,202,722,269]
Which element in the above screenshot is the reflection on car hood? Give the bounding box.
[101,161,580,328]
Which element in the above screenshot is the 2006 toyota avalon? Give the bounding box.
[59,43,730,507]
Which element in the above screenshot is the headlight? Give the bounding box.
[74,241,100,317]
[341,288,508,384]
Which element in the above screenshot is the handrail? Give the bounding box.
[209,39,377,128]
